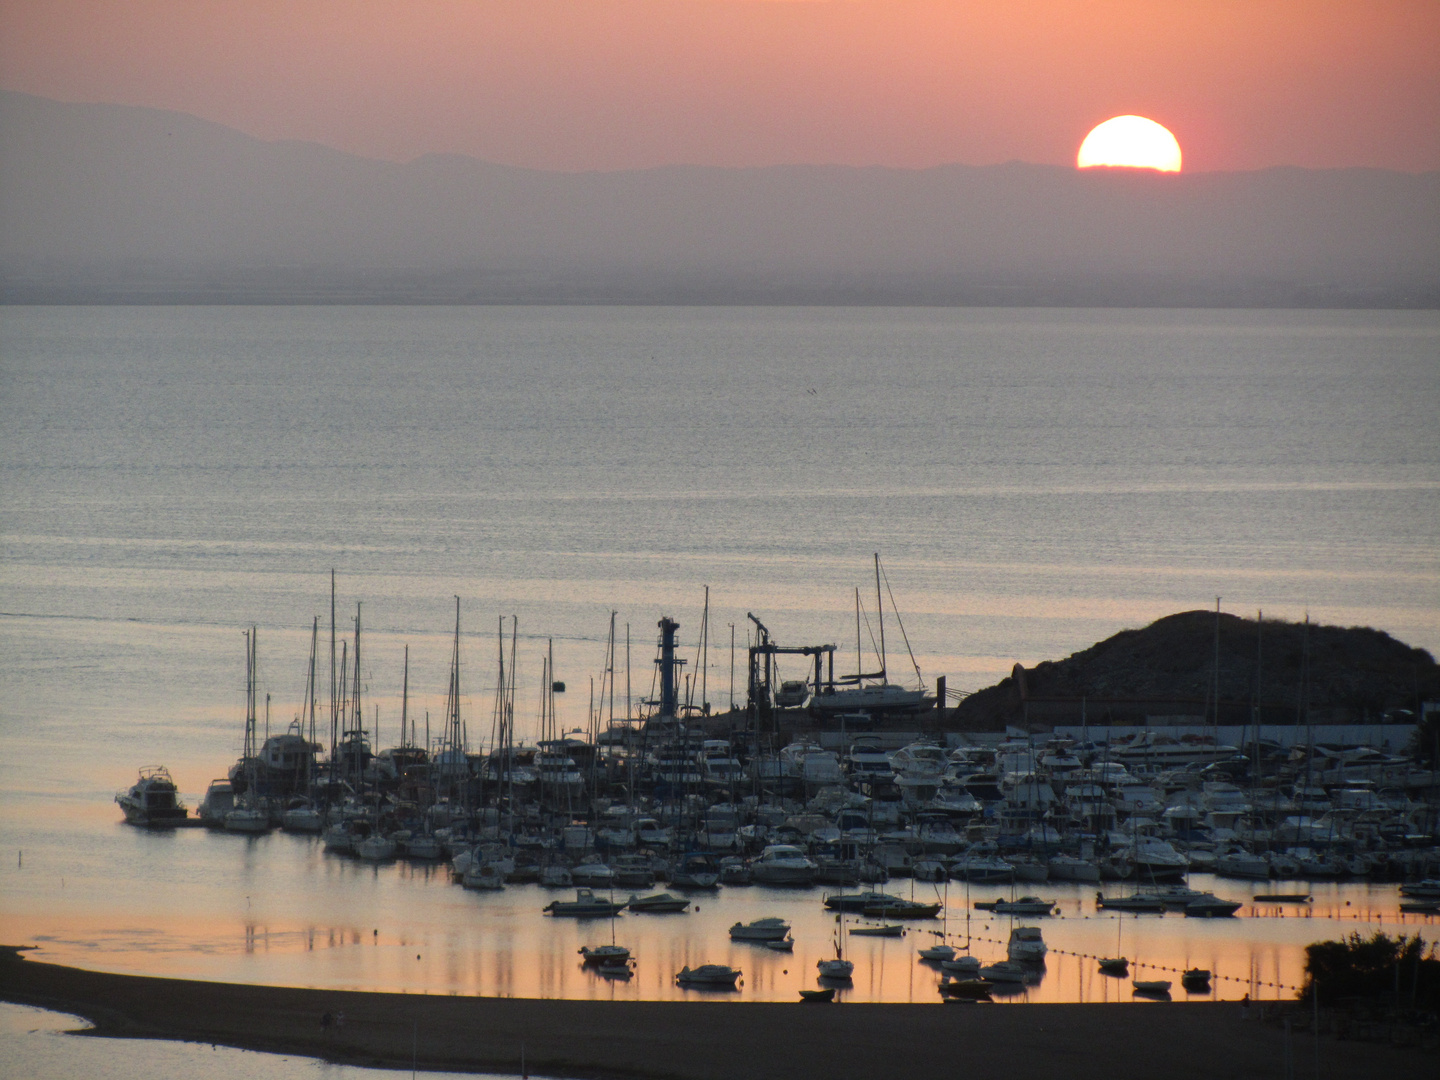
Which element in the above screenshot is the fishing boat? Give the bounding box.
[676,964,740,988]
[625,892,690,913]
[543,889,625,917]
[115,766,188,827]
[730,917,792,942]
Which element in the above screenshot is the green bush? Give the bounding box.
[1302,931,1439,1008]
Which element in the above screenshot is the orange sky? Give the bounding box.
[2,0,1436,172]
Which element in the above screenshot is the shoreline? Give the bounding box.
[2,948,1431,1079]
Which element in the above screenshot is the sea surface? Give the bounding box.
[1,305,1438,1009]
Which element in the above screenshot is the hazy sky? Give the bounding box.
[2,0,1436,173]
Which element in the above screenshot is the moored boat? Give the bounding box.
[543,889,625,917]
[676,964,740,987]
[115,766,188,827]
[730,917,792,942]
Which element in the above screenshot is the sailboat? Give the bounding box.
[580,884,632,970]
[918,879,956,961]
[225,627,272,833]
[807,554,927,720]
[818,910,855,980]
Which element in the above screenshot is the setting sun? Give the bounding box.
[1077,116,1182,172]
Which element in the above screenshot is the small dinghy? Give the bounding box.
[1132,979,1172,995]
[764,936,795,952]
[939,978,992,1000]
[1098,957,1130,974]
[799,987,836,1002]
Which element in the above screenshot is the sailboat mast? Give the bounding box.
[401,644,410,748]
[874,552,887,682]
[329,570,337,771]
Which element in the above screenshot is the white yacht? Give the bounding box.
[750,844,818,886]
[1007,926,1047,962]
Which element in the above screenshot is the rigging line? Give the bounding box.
[879,560,924,689]
[859,593,882,672]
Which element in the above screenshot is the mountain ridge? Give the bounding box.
[3,91,1437,305]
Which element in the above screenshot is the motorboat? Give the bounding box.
[976,896,1056,916]
[949,854,1016,884]
[940,955,982,977]
[1095,891,1165,913]
[669,852,721,890]
[540,865,574,889]
[939,978,992,1000]
[543,889,625,917]
[676,964,740,988]
[825,890,901,912]
[609,854,656,889]
[571,862,615,888]
[750,844,818,886]
[850,924,903,937]
[1184,894,1243,917]
[730,917,792,942]
[462,862,506,890]
[1098,957,1130,974]
[978,961,1029,982]
[765,937,795,952]
[1215,849,1271,879]
[1181,968,1212,988]
[1047,854,1101,883]
[862,898,940,919]
[1007,926,1047,962]
[918,942,956,963]
[626,892,690,913]
[115,766,188,827]
[197,779,235,827]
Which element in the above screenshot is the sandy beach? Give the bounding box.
[2,948,1430,1080]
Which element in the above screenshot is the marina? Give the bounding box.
[2,305,1437,1016]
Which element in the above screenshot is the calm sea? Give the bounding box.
[1,305,1437,1007]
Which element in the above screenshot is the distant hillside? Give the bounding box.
[955,611,1440,730]
[2,91,1438,305]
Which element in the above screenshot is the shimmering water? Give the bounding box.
[0,1002,517,1079]
[1,305,1438,1004]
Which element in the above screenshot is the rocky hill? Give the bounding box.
[953,611,1439,731]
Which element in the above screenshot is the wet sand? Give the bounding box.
[1,948,1428,1079]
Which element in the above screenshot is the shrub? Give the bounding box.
[1302,931,1439,1008]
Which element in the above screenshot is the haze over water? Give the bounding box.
[1,305,1438,1003]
